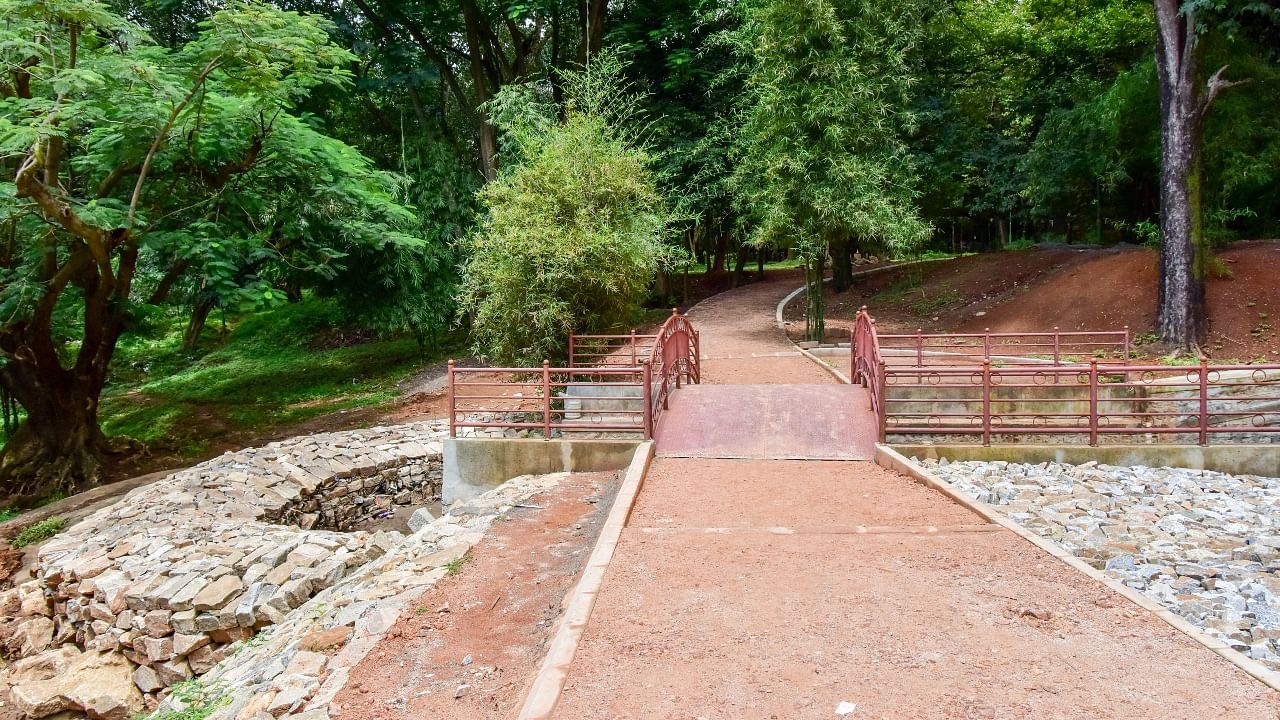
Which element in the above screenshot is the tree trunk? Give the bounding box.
[756,247,765,276]
[1154,0,1214,351]
[731,244,748,288]
[805,254,826,342]
[0,334,114,504]
[830,235,853,292]
[147,257,190,305]
[712,233,727,273]
[184,295,216,350]
[996,216,1007,249]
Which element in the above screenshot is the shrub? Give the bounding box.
[459,60,671,366]
[11,517,65,548]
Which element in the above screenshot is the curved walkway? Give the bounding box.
[546,279,1279,718]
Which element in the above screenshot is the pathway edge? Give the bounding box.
[773,257,953,329]
[875,443,1280,693]
[514,441,656,719]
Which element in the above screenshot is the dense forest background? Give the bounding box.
[1,0,1278,499]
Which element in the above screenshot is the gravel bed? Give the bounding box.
[919,458,1280,670]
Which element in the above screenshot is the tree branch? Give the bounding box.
[1202,64,1249,115]
[127,57,223,229]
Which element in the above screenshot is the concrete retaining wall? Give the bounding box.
[891,443,1280,477]
[443,438,643,503]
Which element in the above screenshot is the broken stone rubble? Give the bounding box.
[922,458,1280,670]
[0,421,448,717]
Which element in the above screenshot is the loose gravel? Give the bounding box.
[920,458,1280,670]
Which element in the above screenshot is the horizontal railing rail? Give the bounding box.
[448,364,652,438]
[447,310,699,440]
[878,327,1131,367]
[569,331,659,368]
[882,359,1280,446]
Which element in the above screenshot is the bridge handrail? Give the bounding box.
[447,310,699,440]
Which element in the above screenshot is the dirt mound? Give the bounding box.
[792,242,1279,361]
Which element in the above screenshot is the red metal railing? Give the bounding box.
[645,310,700,434]
[854,309,1277,446]
[447,364,651,437]
[569,331,658,368]
[882,359,1280,446]
[447,310,699,439]
[852,307,887,439]
[878,327,1130,367]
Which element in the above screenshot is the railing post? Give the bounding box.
[915,328,924,368]
[542,360,552,441]
[1088,359,1099,447]
[1123,326,1131,363]
[642,360,653,439]
[1198,356,1209,446]
[447,359,456,438]
[983,328,991,362]
[981,360,992,446]
[1052,326,1060,366]
[877,359,888,441]
[850,325,857,384]
[568,336,575,368]
[630,330,637,368]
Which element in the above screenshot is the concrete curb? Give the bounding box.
[514,441,656,719]
[874,443,1280,693]
[796,345,852,384]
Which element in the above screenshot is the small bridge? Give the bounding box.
[445,308,1280,452]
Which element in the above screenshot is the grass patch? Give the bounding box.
[100,297,460,451]
[141,679,230,720]
[12,517,65,548]
[445,550,471,577]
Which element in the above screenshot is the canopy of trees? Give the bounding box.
[1,0,1278,498]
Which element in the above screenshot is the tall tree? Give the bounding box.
[1150,0,1276,351]
[0,0,433,500]
[730,0,929,340]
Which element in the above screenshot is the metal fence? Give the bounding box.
[853,307,1279,446]
[569,331,658,368]
[447,310,699,439]
[878,327,1130,367]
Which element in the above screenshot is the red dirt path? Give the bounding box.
[550,275,1278,717]
[331,471,620,720]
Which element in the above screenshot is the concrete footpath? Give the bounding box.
[540,276,1279,718]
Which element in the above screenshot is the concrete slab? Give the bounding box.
[654,384,876,460]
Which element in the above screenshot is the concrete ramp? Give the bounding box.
[654,384,876,460]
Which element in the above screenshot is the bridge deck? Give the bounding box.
[654,384,876,460]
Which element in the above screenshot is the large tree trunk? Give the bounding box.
[0,371,108,504]
[1153,1,1217,351]
[0,307,118,504]
[830,235,853,292]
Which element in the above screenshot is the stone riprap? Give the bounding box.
[155,472,567,720]
[921,458,1280,670]
[0,421,449,718]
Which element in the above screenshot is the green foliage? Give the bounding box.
[141,679,230,720]
[11,518,65,548]
[100,298,450,451]
[459,58,671,365]
[730,0,930,258]
[444,551,471,577]
[727,0,929,338]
